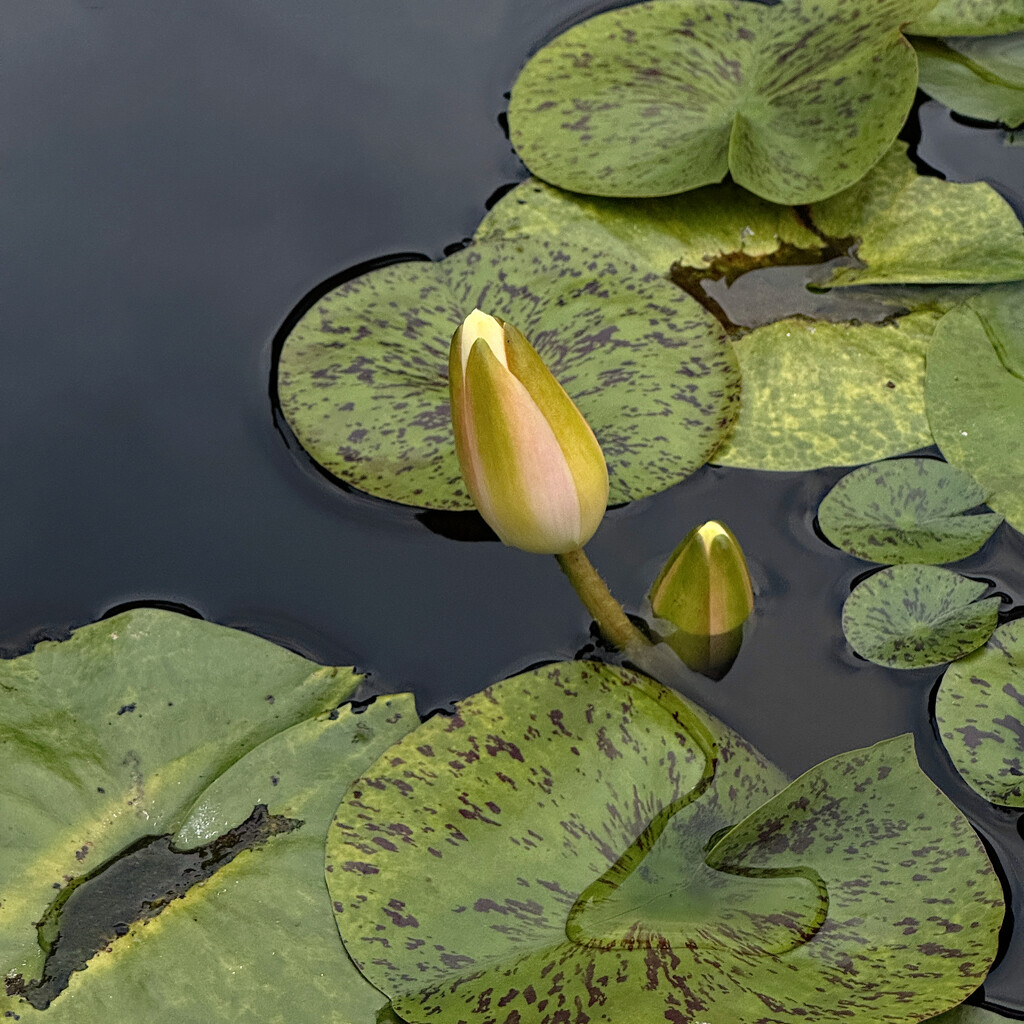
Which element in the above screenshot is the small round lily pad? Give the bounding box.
[277,236,738,510]
[818,457,1002,563]
[842,564,1000,668]
[936,620,1024,807]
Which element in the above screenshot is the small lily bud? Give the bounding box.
[648,521,755,679]
[449,309,609,554]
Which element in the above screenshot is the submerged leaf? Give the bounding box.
[712,313,937,470]
[0,610,409,1021]
[936,620,1024,807]
[507,0,933,203]
[328,662,1002,1024]
[926,283,1024,535]
[277,238,737,509]
[842,564,999,668]
[818,457,1002,563]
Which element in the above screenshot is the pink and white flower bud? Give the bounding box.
[449,309,609,554]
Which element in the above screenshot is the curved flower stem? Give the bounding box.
[556,547,651,652]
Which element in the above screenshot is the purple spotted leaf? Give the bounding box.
[936,621,1024,807]
[507,0,935,203]
[842,564,1000,668]
[818,457,1003,564]
[277,237,737,510]
[326,661,1003,1023]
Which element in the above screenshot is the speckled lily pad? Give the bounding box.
[936,621,1024,807]
[842,564,1000,668]
[909,0,1024,37]
[712,312,938,470]
[327,661,1003,1024]
[0,609,410,1022]
[507,0,934,203]
[926,284,1024,535]
[914,34,1024,129]
[277,238,737,509]
[818,457,1003,563]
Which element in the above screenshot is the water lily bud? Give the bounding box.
[648,521,755,679]
[449,309,609,554]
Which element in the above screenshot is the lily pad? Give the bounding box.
[328,661,1003,1024]
[926,284,1024,534]
[818,457,1003,563]
[0,608,410,1021]
[811,141,1024,285]
[277,237,738,510]
[908,0,1024,37]
[712,312,938,470]
[914,34,1024,129]
[936,620,1024,807]
[479,143,1024,295]
[476,177,825,277]
[842,564,999,668]
[506,0,934,203]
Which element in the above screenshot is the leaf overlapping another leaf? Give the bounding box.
[507,0,935,203]
[327,661,1003,1024]
[0,609,415,1022]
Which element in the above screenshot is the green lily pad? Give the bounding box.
[842,564,1000,668]
[936,620,1024,807]
[0,608,411,1021]
[328,661,1003,1024]
[811,141,1024,285]
[712,312,938,470]
[480,142,1024,299]
[914,34,1024,128]
[476,177,825,277]
[818,457,1003,563]
[926,284,1024,535]
[506,0,934,203]
[277,237,738,510]
[909,0,1024,37]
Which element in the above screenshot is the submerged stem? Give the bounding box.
[556,547,651,652]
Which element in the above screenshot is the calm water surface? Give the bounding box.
[4,0,1024,1014]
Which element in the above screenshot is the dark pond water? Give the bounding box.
[4,0,1024,1015]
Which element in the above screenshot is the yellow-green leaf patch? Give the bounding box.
[926,283,1024,535]
[327,661,1003,1024]
[936,620,1024,807]
[818,457,1003,563]
[712,312,938,471]
[810,141,1024,285]
[909,0,1024,37]
[842,564,1000,668]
